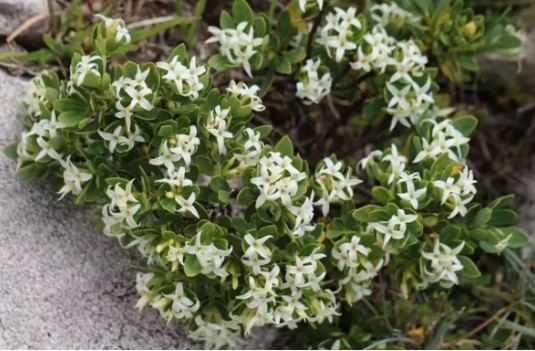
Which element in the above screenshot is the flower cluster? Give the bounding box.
[316,7,362,62]
[251,152,307,209]
[296,58,332,105]
[70,54,102,88]
[422,239,465,287]
[207,22,264,77]
[434,167,477,219]
[157,56,206,99]
[95,14,131,44]
[314,158,362,216]
[370,2,421,26]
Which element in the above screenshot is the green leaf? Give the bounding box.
[208,54,234,71]
[253,125,272,138]
[363,98,386,123]
[488,209,517,226]
[274,136,294,157]
[220,11,235,29]
[54,97,89,113]
[327,230,345,240]
[500,227,530,248]
[489,194,514,210]
[3,143,18,160]
[353,205,382,222]
[286,47,306,64]
[275,56,292,75]
[473,208,492,227]
[458,56,478,71]
[237,187,256,205]
[371,186,391,204]
[210,176,229,192]
[196,155,215,175]
[258,224,277,238]
[184,255,202,277]
[217,189,231,204]
[232,0,254,24]
[131,16,195,43]
[452,115,478,137]
[458,256,481,278]
[231,217,251,233]
[18,163,45,183]
[58,111,90,128]
[479,240,500,253]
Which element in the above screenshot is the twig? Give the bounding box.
[7,12,50,43]
[438,302,519,349]
[126,15,180,29]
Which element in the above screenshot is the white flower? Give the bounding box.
[57,156,93,199]
[134,272,155,311]
[164,282,200,320]
[206,21,264,77]
[296,58,332,105]
[114,101,134,130]
[149,140,182,173]
[184,232,232,278]
[382,144,407,184]
[289,194,316,237]
[299,0,324,12]
[124,78,153,110]
[422,239,465,285]
[314,158,362,216]
[157,55,206,99]
[155,167,192,188]
[370,2,421,26]
[169,126,200,166]
[105,180,141,228]
[386,77,434,130]
[389,40,428,84]
[433,166,477,219]
[369,209,417,245]
[413,119,470,163]
[107,180,138,209]
[316,7,361,62]
[189,315,244,349]
[72,55,101,87]
[95,14,131,43]
[174,192,199,218]
[350,26,394,73]
[397,171,427,209]
[98,125,130,153]
[332,235,370,271]
[241,253,271,274]
[35,136,62,161]
[206,106,233,154]
[227,80,265,111]
[24,73,48,118]
[284,251,326,292]
[243,233,273,259]
[358,150,383,169]
[235,128,264,169]
[250,152,306,209]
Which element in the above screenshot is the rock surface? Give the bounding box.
[0,0,48,38]
[0,69,194,349]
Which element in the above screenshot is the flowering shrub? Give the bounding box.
[5,0,531,349]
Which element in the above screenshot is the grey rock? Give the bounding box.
[0,69,196,349]
[0,0,48,38]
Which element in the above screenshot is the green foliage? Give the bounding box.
[6,0,532,349]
